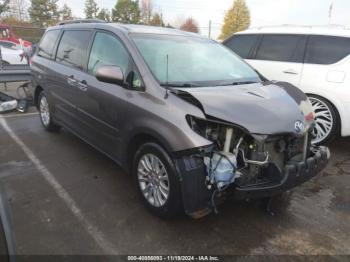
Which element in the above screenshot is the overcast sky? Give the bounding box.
[58,0,350,39]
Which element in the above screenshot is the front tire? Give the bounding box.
[308,95,339,145]
[38,92,60,132]
[132,142,183,218]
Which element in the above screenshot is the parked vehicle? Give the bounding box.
[31,21,330,218]
[224,25,350,145]
[0,23,32,48]
[0,40,21,50]
[0,46,27,65]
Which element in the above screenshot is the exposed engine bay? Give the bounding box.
[172,83,330,217]
[187,115,311,193]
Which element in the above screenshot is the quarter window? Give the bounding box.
[255,35,306,63]
[305,36,350,65]
[56,30,92,69]
[38,30,60,59]
[225,34,258,59]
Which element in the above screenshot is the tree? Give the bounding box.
[149,12,164,27]
[6,0,29,20]
[112,0,140,24]
[61,3,73,21]
[140,0,152,24]
[0,0,10,16]
[29,0,60,27]
[180,17,200,33]
[84,0,99,19]
[219,0,250,40]
[97,8,110,22]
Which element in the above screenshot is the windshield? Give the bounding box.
[131,33,261,87]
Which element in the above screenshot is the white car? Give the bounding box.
[0,46,27,65]
[224,25,350,144]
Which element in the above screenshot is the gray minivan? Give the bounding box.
[31,21,329,218]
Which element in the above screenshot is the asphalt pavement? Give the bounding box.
[0,109,349,256]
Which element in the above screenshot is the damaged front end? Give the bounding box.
[175,114,330,219]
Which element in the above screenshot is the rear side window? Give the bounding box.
[38,30,60,59]
[56,30,92,70]
[255,34,306,63]
[305,36,350,65]
[224,34,258,59]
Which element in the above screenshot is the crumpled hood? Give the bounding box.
[176,81,314,135]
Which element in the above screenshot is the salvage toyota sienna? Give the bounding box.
[31,20,330,218]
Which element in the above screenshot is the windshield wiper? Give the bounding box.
[231,81,259,86]
[160,83,200,88]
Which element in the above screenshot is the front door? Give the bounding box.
[73,31,143,159]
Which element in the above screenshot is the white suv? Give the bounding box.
[224,25,350,144]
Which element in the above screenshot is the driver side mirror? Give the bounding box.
[95,65,124,86]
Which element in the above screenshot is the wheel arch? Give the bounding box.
[125,131,174,173]
[306,93,342,135]
[33,85,43,109]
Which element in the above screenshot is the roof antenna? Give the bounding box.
[164,54,170,99]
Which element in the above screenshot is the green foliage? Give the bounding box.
[112,0,140,24]
[29,0,60,27]
[0,0,9,15]
[61,4,73,21]
[97,8,111,22]
[84,0,99,19]
[219,0,250,40]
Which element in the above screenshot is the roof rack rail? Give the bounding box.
[57,19,105,26]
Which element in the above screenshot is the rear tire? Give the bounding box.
[38,92,60,132]
[132,142,183,218]
[308,95,339,145]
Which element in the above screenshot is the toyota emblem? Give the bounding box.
[294,121,305,133]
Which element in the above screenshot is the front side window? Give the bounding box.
[56,30,92,69]
[38,30,60,59]
[88,32,130,75]
[88,32,143,90]
[224,34,258,59]
[305,35,350,65]
[255,34,306,63]
[131,34,260,87]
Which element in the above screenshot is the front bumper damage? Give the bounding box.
[175,146,330,218]
[233,146,330,199]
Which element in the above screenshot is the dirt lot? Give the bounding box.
[0,109,349,256]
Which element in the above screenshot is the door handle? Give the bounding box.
[283,69,298,75]
[77,80,88,92]
[67,76,77,86]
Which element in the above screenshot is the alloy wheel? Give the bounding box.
[137,153,170,207]
[309,97,334,144]
[40,96,50,127]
